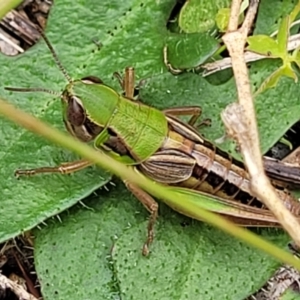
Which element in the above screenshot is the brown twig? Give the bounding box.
[221,0,300,247]
[202,33,300,76]
[0,273,39,300]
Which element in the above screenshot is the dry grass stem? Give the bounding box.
[222,0,300,247]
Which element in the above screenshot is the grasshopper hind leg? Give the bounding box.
[124,181,158,256]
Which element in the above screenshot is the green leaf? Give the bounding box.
[289,0,300,24]
[113,225,288,300]
[215,8,231,32]
[254,0,297,35]
[247,35,281,57]
[34,184,144,299]
[277,16,289,55]
[292,48,300,68]
[281,63,298,81]
[255,64,297,95]
[165,33,219,70]
[247,2,300,93]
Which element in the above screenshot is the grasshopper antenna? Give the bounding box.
[36,26,72,83]
[4,86,61,96]
[5,25,71,95]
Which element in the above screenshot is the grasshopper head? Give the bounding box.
[61,76,104,142]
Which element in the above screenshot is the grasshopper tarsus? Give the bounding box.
[197,118,212,129]
[143,203,158,256]
[14,160,93,178]
[15,169,36,177]
[142,220,155,256]
[142,244,150,256]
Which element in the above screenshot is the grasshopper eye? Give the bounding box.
[81,76,103,84]
[67,97,86,126]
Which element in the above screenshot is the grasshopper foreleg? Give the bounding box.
[113,67,137,100]
[15,159,93,177]
[124,181,158,256]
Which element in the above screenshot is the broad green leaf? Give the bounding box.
[165,33,219,70]
[34,184,145,300]
[247,35,281,57]
[113,223,289,300]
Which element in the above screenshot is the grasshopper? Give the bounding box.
[6,31,300,255]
